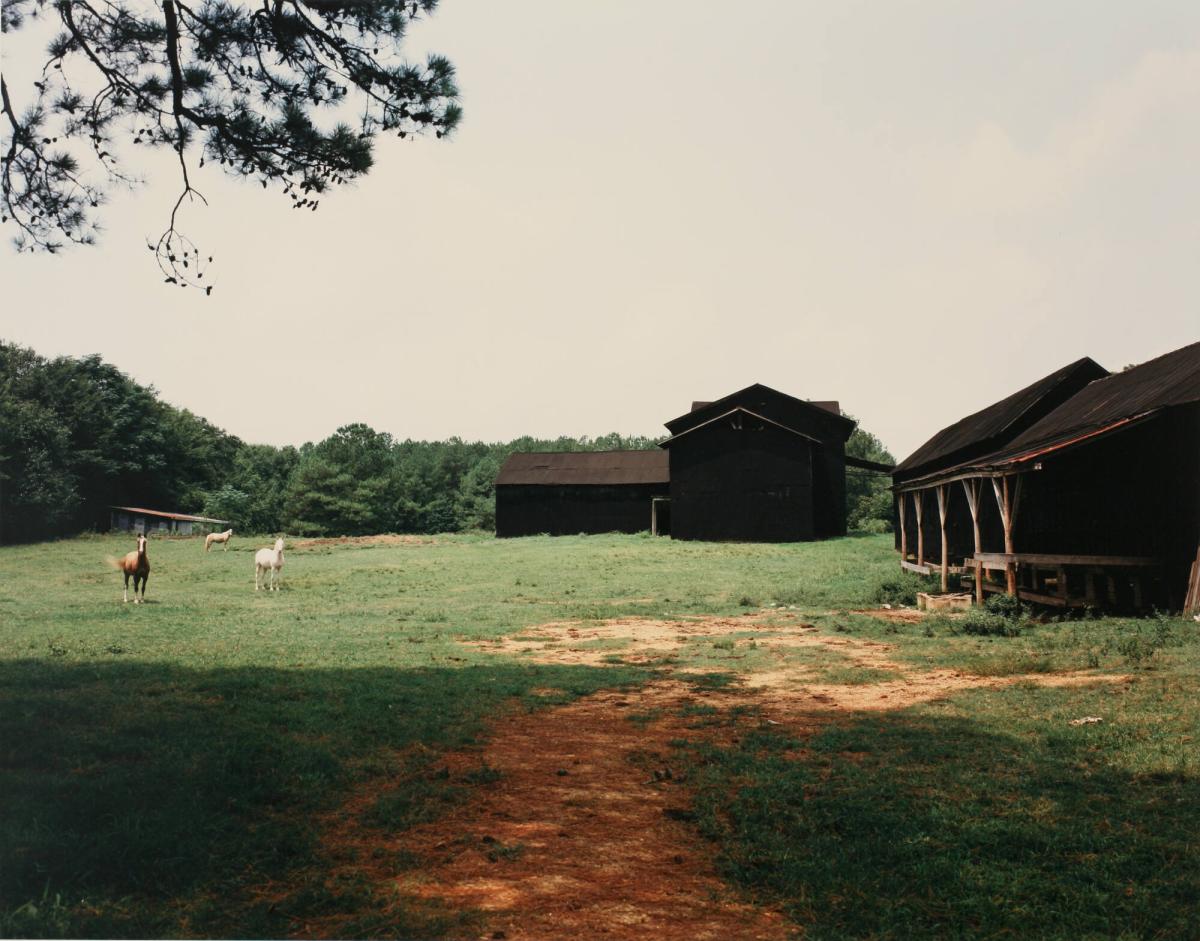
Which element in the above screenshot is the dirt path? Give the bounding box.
[299,613,1127,939]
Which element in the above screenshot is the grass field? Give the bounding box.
[1,532,1197,938]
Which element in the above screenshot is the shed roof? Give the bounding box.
[111,506,230,524]
[495,450,669,486]
[895,341,1200,488]
[997,340,1200,458]
[893,357,1109,476]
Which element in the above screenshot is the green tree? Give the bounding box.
[1,0,460,287]
[845,423,896,533]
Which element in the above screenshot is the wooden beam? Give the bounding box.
[936,484,949,592]
[901,560,933,575]
[962,477,983,605]
[972,552,1160,567]
[898,493,908,565]
[992,476,1018,596]
[1184,546,1200,617]
[914,490,924,568]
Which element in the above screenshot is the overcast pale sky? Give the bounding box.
[2,1,1197,459]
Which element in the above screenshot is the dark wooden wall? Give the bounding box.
[668,419,815,542]
[495,483,668,537]
[1013,404,1200,594]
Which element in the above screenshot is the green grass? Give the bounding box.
[3,531,1197,939]
[677,673,1200,940]
[0,530,897,936]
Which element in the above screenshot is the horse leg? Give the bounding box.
[139,573,148,603]
[123,570,129,603]
[255,564,261,591]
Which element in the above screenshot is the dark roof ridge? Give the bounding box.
[666,382,855,434]
[893,356,1108,476]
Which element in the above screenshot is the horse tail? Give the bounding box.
[104,556,121,570]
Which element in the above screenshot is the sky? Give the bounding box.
[2,0,1198,460]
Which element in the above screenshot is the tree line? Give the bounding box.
[0,342,894,544]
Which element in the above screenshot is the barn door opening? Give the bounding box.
[651,497,671,536]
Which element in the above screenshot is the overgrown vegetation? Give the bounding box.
[0,342,898,543]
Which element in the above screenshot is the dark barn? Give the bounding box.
[892,342,1200,610]
[496,383,877,543]
[661,386,857,542]
[494,451,669,537]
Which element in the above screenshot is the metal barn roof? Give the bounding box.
[893,357,1109,476]
[894,341,1200,488]
[495,450,669,486]
[110,506,230,524]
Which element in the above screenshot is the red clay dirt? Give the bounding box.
[295,614,1129,940]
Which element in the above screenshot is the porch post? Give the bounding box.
[962,478,984,604]
[936,484,949,592]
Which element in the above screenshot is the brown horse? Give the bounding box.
[113,533,150,603]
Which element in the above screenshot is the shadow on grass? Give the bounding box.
[0,659,649,938]
[678,702,1199,940]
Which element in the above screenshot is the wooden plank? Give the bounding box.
[1014,588,1071,607]
[972,552,1160,567]
[901,560,933,575]
[1184,546,1200,616]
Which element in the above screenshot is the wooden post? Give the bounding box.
[992,475,1022,596]
[914,489,925,568]
[962,478,983,604]
[898,493,908,564]
[936,484,949,592]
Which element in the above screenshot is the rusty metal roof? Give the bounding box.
[893,357,1109,477]
[1000,340,1200,455]
[495,450,669,486]
[894,341,1200,488]
[111,506,230,524]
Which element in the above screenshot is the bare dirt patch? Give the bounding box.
[469,615,1132,712]
[294,618,1133,938]
[292,534,438,549]
[306,682,792,941]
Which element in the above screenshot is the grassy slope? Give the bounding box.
[2,533,1197,938]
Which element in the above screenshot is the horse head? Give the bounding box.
[274,538,285,552]
[136,533,147,555]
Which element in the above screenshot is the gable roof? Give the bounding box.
[495,450,669,486]
[893,357,1109,478]
[666,384,855,438]
[659,407,821,447]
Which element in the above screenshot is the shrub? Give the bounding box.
[960,611,1022,637]
[984,593,1027,620]
[874,572,936,607]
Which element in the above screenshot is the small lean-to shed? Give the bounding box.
[109,506,230,537]
[661,385,858,542]
[494,451,669,537]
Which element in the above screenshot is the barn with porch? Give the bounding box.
[495,384,887,541]
[893,341,1200,611]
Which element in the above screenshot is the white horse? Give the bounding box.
[205,528,233,552]
[255,537,285,591]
